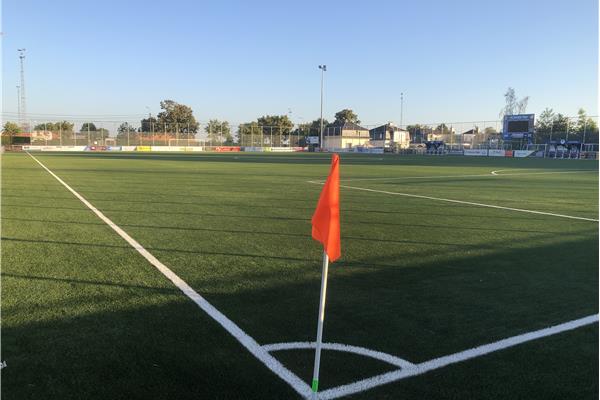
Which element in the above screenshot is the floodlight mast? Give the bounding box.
[16,86,21,120]
[17,49,26,127]
[400,92,404,129]
[318,65,326,149]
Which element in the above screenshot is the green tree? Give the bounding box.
[532,108,557,143]
[156,100,199,133]
[499,87,529,120]
[406,124,430,142]
[117,122,138,140]
[34,122,49,131]
[139,117,158,132]
[334,109,360,124]
[2,122,22,144]
[79,122,109,142]
[238,121,261,146]
[256,115,293,146]
[205,120,232,145]
[406,124,432,143]
[80,122,98,132]
[536,108,555,132]
[552,114,570,137]
[33,121,74,132]
[435,123,452,135]
[293,118,329,138]
[575,108,598,142]
[117,122,136,135]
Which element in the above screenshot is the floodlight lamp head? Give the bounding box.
[319,65,327,71]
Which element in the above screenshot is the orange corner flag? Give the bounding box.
[311,154,341,262]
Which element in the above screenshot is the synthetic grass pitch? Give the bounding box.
[2,152,598,399]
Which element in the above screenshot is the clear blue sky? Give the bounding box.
[2,0,598,125]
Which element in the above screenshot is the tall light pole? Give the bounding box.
[288,108,293,147]
[400,92,404,129]
[318,65,327,149]
[16,85,21,121]
[145,106,152,145]
[18,49,27,128]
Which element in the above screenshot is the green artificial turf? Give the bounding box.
[2,151,598,399]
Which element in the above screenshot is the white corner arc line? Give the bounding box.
[318,314,599,400]
[25,152,312,398]
[262,342,415,369]
[335,184,599,222]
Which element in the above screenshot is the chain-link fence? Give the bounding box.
[2,115,598,151]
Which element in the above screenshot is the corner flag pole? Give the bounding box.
[310,153,340,398]
[311,251,329,397]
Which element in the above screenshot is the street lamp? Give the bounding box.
[400,92,404,129]
[318,65,326,149]
[145,106,152,145]
[287,108,292,147]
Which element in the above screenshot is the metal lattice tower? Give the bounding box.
[16,85,21,119]
[18,49,26,126]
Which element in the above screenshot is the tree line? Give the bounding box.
[237,109,362,146]
[3,92,597,144]
[534,108,598,142]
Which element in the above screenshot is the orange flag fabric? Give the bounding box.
[311,154,341,262]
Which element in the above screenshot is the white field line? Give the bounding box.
[317,314,599,400]
[262,342,415,369]
[25,152,313,398]
[490,169,597,176]
[338,169,598,182]
[329,183,598,222]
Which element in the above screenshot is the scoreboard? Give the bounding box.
[502,114,535,140]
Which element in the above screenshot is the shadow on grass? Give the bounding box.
[1,194,318,212]
[2,233,598,399]
[2,272,179,294]
[2,231,550,266]
[1,299,299,400]
[3,201,570,223]
[5,215,594,236]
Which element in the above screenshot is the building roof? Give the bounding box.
[327,121,369,131]
[369,123,406,134]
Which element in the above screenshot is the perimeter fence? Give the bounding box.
[2,115,598,153]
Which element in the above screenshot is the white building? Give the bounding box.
[369,123,410,149]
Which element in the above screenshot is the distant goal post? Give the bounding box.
[168,138,203,147]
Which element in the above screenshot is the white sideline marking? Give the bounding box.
[333,184,599,222]
[490,169,596,176]
[25,152,313,398]
[318,314,599,400]
[339,169,598,182]
[340,173,492,182]
[262,342,415,369]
